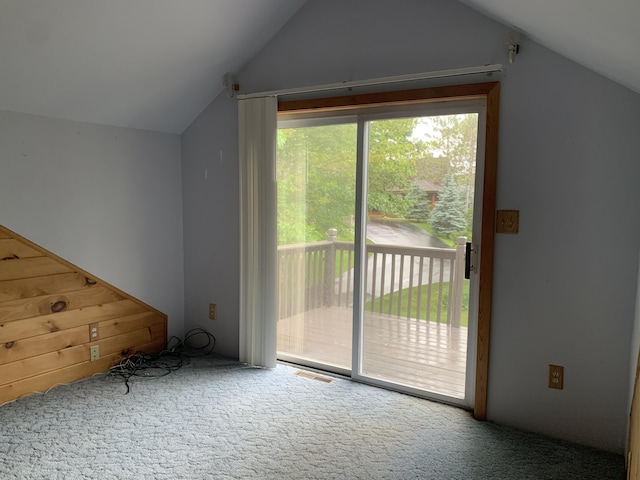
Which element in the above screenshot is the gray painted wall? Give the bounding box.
[0,110,185,338]
[181,0,640,452]
[181,94,239,354]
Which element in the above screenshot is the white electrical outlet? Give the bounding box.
[90,345,100,362]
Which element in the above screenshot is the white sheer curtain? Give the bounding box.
[238,96,278,367]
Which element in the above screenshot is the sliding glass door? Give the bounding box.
[276,98,486,408]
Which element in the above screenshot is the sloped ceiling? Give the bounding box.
[0,0,637,135]
[0,0,306,134]
[458,0,640,95]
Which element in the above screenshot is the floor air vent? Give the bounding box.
[295,370,333,383]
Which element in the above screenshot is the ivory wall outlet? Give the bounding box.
[90,345,100,362]
[89,323,99,342]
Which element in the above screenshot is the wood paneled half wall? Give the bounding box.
[628,349,640,479]
[0,225,167,405]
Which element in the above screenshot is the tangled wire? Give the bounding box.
[108,328,216,394]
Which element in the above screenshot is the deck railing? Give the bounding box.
[277,230,467,327]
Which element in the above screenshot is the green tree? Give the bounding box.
[406,184,431,222]
[367,118,422,217]
[429,173,467,236]
[421,114,478,211]
[277,124,357,244]
[277,118,424,245]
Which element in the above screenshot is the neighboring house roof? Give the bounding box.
[413,179,442,193]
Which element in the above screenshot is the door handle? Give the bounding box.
[465,242,477,279]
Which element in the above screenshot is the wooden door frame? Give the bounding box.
[279,81,500,419]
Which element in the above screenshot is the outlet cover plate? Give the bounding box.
[548,364,564,389]
[90,345,100,362]
[89,323,99,342]
[496,210,519,234]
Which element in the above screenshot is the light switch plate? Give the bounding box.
[496,210,519,234]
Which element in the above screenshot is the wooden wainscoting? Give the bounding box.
[629,349,640,479]
[0,225,167,405]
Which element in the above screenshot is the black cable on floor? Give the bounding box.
[108,327,216,394]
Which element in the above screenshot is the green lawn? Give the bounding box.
[328,230,469,327]
[410,221,456,247]
[366,281,469,327]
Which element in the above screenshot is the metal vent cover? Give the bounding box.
[294,370,333,383]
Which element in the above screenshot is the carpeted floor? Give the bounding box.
[0,355,625,479]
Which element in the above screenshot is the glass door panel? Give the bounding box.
[276,120,357,372]
[360,113,478,401]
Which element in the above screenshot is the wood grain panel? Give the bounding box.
[0,225,165,317]
[0,300,146,343]
[0,325,88,365]
[0,340,169,405]
[99,326,160,357]
[0,327,162,386]
[0,224,167,405]
[0,344,90,385]
[628,350,640,478]
[278,82,496,113]
[473,81,500,421]
[131,337,166,358]
[0,353,119,406]
[0,272,96,303]
[0,285,123,323]
[0,239,43,260]
[0,257,73,281]
[99,312,165,339]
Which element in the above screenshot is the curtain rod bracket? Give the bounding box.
[223,73,240,98]
[507,31,520,64]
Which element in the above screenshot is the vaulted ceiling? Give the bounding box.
[0,0,636,134]
[458,0,640,96]
[0,0,306,133]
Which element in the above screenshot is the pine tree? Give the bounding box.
[406,184,431,222]
[429,173,467,235]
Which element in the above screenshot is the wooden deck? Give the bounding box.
[277,306,467,399]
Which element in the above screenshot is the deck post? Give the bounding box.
[452,236,467,328]
[323,228,337,307]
